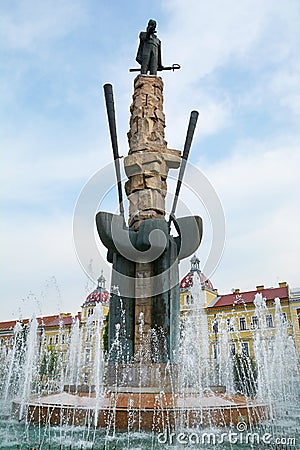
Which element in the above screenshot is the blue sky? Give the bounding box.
[1,0,300,320]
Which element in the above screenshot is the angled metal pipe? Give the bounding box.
[170,110,199,219]
[103,83,124,218]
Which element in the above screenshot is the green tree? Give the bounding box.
[103,313,109,355]
[233,355,257,397]
[40,346,59,378]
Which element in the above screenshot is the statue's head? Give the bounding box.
[147,19,157,33]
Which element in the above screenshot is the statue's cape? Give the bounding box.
[136,31,162,68]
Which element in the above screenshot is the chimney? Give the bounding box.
[256,285,264,291]
[234,289,240,294]
[279,281,287,287]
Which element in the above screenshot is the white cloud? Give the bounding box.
[162,0,270,77]
[0,211,112,321]
[269,63,300,119]
[0,128,114,208]
[161,0,300,144]
[164,92,232,147]
[0,0,85,51]
[201,136,300,292]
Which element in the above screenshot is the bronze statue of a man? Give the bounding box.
[136,19,162,75]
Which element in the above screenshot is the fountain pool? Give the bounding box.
[0,414,299,449]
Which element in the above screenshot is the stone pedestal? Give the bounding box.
[124,76,181,229]
[105,363,179,393]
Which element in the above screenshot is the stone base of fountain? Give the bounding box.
[105,363,179,391]
[11,390,270,431]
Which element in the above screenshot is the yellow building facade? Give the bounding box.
[180,255,300,361]
[0,273,110,389]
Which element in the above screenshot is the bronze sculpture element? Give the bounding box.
[130,19,180,74]
[136,19,162,75]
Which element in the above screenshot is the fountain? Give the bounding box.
[1,19,300,449]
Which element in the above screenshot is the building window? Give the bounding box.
[252,316,259,329]
[61,334,65,344]
[212,316,218,334]
[186,295,193,305]
[230,343,236,356]
[266,314,273,328]
[49,337,53,345]
[84,373,89,384]
[227,318,235,332]
[55,335,59,344]
[7,338,11,346]
[280,312,287,324]
[239,317,247,331]
[0,338,3,347]
[241,342,249,357]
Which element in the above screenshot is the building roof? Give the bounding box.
[209,285,289,308]
[38,314,74,327]
[180,255,214,291]
[83,271,110,306]
[0,314,76,332]
[0,320,23,331]
[84,289,110,305]
[180,271,214,291]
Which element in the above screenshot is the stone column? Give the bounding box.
[124,75,181,229]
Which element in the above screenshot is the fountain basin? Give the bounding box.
[12,390,270,431]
